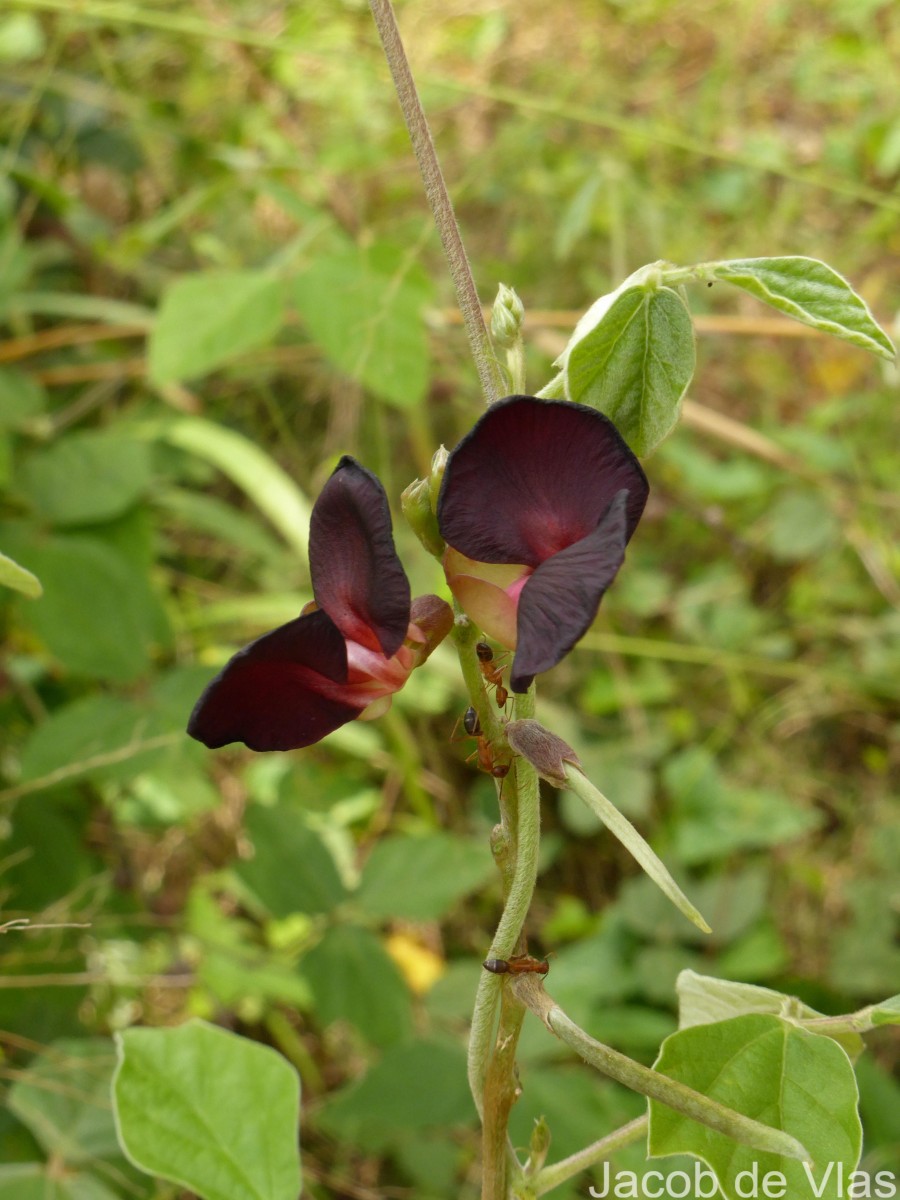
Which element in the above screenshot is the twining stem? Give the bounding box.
[476,686,540,1200]
[531,1116,649,1197]
[367,0,503,405]
[481,987,527,1199]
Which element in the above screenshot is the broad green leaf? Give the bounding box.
[140,416,310,559]
[0,367,46,429]
[762,489,839,561]
[292,243,433,408]
[113,1020,301,1200]
[677,971,864,1061]
[8,1039,121,1163]
[303,924,412,1046]
[564,284,695,456]
[236,804,347,917]
[9,534,170,682]
[355,833,495,920]
[0,1167,121,1200]
[709,256,895,360]
[649,1014,862,1200]
[3,800,99,911]
[148,269,286,384]
[0,548,41,597]
[18,670,207,788]
[663,746,821,865]
[316,1038,470,1153]
[18,433,152,526]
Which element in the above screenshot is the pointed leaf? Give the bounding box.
[676,971,864,1061]
[291,243,432,409]
[113,1020,301,1200]
[356,832,495,920]
[649,1014,861,1200]
[565,285,695,456]
[19,433,152,526]
[149,269,285,384]
[709,256,895,360]
[8,1039,120,1163]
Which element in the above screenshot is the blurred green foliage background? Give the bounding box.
[0,0,898,1196]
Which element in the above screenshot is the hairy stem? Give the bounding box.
[481,988,527,1200]
[510,978,810,1164]
[368,0,503,404]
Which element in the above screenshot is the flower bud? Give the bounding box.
[491,283,525,349]
[401,476,444,558]
[428,444,449,511]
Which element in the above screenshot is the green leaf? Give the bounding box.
[18,669,207,790]
[0,548,41,597]
[677,971,864,1062]
[140,417,311,559]
[709,256,896,360]
[663,746,821,865]
[649,1014,862,1200]
[869,994,900,1026]
[292,243,433,408]
[113,1020,301,1200]
[8,1040,121,1163]
[148,269,286,384]
[316,1038,470,1153]
[762,489,839,561]
[0,367,46,429]
[0,1167,121,1200]
[564,284,695,456]
[303,924,412,1046]
[9,534,169,682]
[236,804,347,917]
[355,833,495,921]
[18,433,152,526]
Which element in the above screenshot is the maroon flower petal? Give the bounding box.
[310,456,411,656]
[509,491,629,692]
[187,608,361,751]
[437,396,648,567]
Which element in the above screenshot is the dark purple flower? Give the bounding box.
[437,395,648,693]
[188,456,452,752]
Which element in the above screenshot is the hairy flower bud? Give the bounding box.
[401,476,444,558]
[491,283,525,349]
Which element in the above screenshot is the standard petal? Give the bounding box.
[309,456,411,657]
[187,608,361,751]
[509,491,629,692]
[437,396,648,566]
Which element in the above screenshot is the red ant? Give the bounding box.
[483,954,549,976]
[476,641,508,708]
[460,706,509,779]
